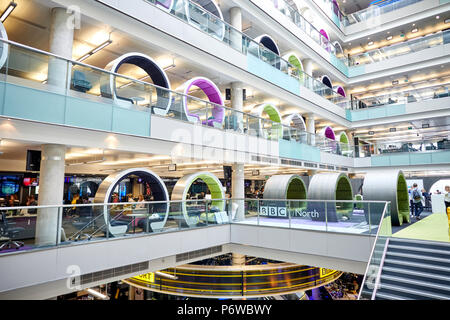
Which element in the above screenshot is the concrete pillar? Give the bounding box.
[48,7,74,91]
[230,81,245,221]
[229,7,242,52]
[35,144,66,246]
[232,253,246,266]
[302,58,314,89]
[231,81,244,133]
[305,113,315,146]
[232,163,245,221]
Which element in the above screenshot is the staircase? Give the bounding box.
[369,238,450,300]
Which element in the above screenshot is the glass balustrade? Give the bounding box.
[349,32,446,66]
[1,39,448,160]
[146,0,361,108]
[268,0,349,65]
[315,0,424,27]
[0,199,389,255]
[350,84,450,109]
[269,0,444,72]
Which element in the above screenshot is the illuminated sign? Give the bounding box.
[135,272,155,283]
[259,206,320,218]
[320,268,336,278]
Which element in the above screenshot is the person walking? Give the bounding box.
[408,188,414,218]
[445,185,450,212]
[411,183,424,220]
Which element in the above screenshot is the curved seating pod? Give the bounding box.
[333,41,344,58]
[0,22,7,70]
[254,34,280,56]
[249,34,281,69]
[320,126,336,140]
[177,77,225,127]
[100,52,172,115]
[94,168,170,236]
[321,75,333,89]
[171,171,225,227]
[283,113,307,142]
[263,175,308,215]
[282,53,304,79]
[339,132,349,144]
[307,173,353,222]
[251,103,283,139]
[335,86,346,97]
[156,0,174,12]
[362,170,410,226]
[319,29,331,52]
[185,0,225,40]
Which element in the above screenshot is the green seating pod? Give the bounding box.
[263,175,308,215]
[362,170,410,226]
[307,173,353,222]
[171,171,225,227]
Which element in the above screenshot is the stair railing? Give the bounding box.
[358,201,392,300]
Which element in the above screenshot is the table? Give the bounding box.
[128,213,163,233]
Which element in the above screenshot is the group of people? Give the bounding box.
[409,184,450,220]
[324,273,362,300]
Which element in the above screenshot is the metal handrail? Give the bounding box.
[0,198,390,212]
[357,201,391,300]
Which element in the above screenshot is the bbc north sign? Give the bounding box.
[259,205,320,219]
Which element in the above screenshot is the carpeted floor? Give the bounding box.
[393,212,450,243]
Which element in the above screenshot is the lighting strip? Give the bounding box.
[77,39,112,62]
[0,1,16,22]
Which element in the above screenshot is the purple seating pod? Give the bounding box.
[178,77,225,127]
[319,29,331,52]
[336,86,346,97]
[321,126,336,140]
[156,0,174,12]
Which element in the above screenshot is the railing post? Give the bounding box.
[257,199,260,226]
[288,200,291,228]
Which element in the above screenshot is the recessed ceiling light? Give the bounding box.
[436,15,440,19]
[411,28,418,33]
[386,36,393,40]
[368,41,374,46]
[412,23,415,26]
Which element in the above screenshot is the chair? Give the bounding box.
[72,70,92,93]
[0,212,24,251]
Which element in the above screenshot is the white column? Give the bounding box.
[232,163,245,221]
[35,144,66,246]
[229,7,242,52]
[302,58,314,89]
[47,7,74,92]
[305,113,315,146]
[231,81,244,132]
[231,81,245,221]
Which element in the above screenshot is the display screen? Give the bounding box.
[0,175,21,197]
